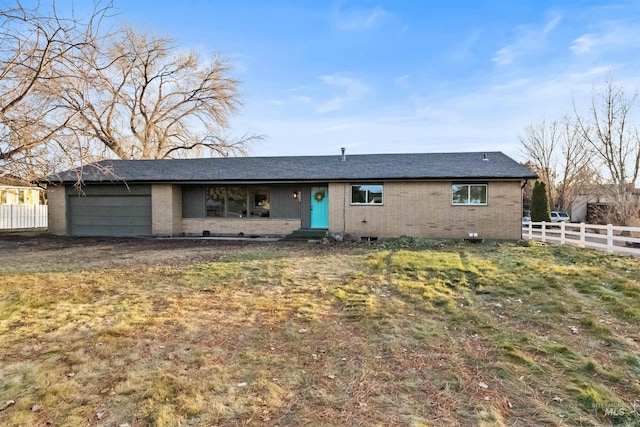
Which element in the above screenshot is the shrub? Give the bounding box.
[531,181,551,222]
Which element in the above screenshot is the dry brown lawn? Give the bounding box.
[1,234,639,426]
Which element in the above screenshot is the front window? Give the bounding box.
[351,184,383,205]
[206,186,270,218]
[452,184,487,205]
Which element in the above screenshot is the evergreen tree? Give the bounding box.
[531,181,551,222]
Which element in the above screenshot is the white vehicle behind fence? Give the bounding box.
[550,211,570,222]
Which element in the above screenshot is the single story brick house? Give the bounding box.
[42,151,537,240]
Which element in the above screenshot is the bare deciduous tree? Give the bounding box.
[0,1,112,179]
[574,78,640,225]
[519,119,559,208]
[554,117,596,213]
[63,26,256,160]
[519,117,594,212]
[1,3,257,184]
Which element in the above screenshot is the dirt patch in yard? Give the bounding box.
[0,233,316,273]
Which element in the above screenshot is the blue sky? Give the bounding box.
[103,1,640,159]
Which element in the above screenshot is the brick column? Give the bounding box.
[152,184,182,236]
[47,185,68,235]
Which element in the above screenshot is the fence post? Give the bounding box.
[528,222,532,240]
[579,222,585,248]
[607,223,614,254]
[541,221,546,242]
[10,204,14,229]
[560,222,566,245]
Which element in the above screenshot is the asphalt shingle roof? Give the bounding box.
[46,151,537,184]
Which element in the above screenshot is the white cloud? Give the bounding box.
[571,34,595,54]
[567,65,611,82]
[277,88,313,105]
[571,21,640,54]
[393,75,409,87]
[449,30,483,61]
[315,74,369,114]
[493,47,516,67]
[543,14,562,34]
[316,98,347,114]
[291,95,312,104]
[233,63,629,162]
[228,7,640,162]
[335,4,388,31]
[493,12,562,66]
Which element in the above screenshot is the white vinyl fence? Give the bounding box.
[0,205,48,230]
[522,221,640,256]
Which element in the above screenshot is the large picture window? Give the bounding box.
[206,187,226,217]
[351,184,383,205]
[206,186,270,218]
[452,184,487,205]
[227,186,246,217]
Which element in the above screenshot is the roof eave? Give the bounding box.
[43,175,539,185]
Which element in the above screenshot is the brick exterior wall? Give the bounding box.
[182,218,301,236]
[151,184,182,236]
[47,186,67,235]
[50,181,522,239]
[328,181,523,240]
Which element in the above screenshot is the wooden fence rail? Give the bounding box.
[522,221,640,256]
[0,205,48,230]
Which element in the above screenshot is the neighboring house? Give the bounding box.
[570,187,640,223]
[0,176,46,206]
[41,151,537,240]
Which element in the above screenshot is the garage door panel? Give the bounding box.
[70,206,151,217]
[69,195,152,236]
[71,196,151,208]
[71,216,152,226]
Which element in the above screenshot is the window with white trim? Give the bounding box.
[351,184,383,205]
[452,184,487,205]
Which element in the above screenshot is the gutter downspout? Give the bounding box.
[343,183,347,234]
[341,148,347,233]
[521,178,529,240]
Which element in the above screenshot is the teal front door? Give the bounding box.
[310,186,329,229]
